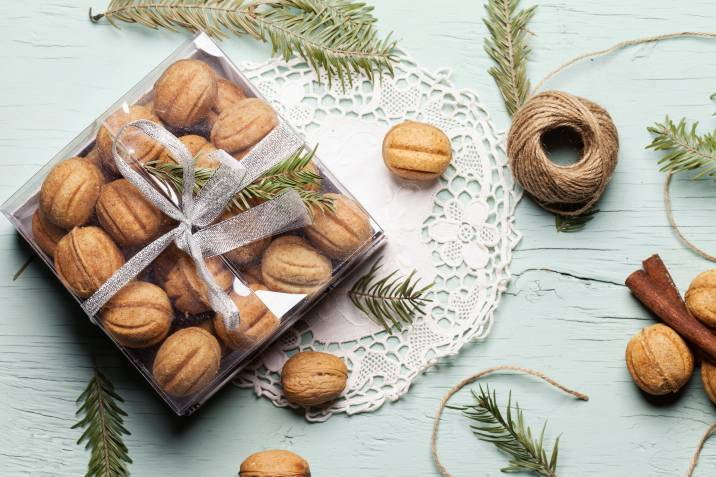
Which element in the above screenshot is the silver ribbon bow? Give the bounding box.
[82,119,312,330]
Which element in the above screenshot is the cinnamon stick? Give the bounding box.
[642,254,689,315]
[626,269,716,362]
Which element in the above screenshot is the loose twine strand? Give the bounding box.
[664,172,716,262]
[431,366,589,477]
[510,31,716,218]
[686,422,716,477]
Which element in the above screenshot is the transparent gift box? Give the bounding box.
[0,33,385,415]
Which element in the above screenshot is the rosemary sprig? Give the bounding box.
[348,256,433,334]
[483,0,537,116]
[646,116,716,179]
[144,145,335,213]
[454,385,560,477]
[555,209,598,233]
[90,0,398,87]
[72,364,132,477]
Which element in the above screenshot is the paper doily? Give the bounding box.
[234,51,521,421]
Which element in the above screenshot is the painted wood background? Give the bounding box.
[2,1,716,475]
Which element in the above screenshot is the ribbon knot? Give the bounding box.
[81,119,312,331]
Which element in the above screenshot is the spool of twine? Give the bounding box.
[507,91,619,216]
[508,31,716,217]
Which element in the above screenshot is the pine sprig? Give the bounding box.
[348,256,433,333]
[90,1,398,87]
[454,385,560,476]
[555,209,598,233]
[646,116,716,179]
[72,364,132,477]
[483,0,537,116]
[144,145,335,213]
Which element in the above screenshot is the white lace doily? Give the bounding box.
[233,52,521,421]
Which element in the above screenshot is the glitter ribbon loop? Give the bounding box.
[81,119,312,330]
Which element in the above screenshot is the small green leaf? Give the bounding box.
[555,209,598,233]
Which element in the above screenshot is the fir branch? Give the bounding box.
[90,1,398,86]
[646,116,716,179]
[454,385,560,476]
[483,0,537,116]
[144,145,335,213]
[555,209,598,233]
[348,256,433,333]
[72,363,132,477]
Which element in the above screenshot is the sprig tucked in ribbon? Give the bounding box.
[81,119,312,331]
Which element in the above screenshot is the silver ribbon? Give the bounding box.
[82,119,311,330]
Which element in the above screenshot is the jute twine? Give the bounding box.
[431,366,588,477]
[508,31,716,218]
[686,422,716,477]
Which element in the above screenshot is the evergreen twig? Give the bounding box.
[90,0,398,87]
[72,363,132,477]
[452,385,560,476]
[483,0,537,116]
[646,116,716,179]
[555,209,598,233]
[144,145,335,213]
[348,256,433,333]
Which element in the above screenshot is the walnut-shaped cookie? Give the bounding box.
[96,179,163,247]
[152,327,221,397]
[96,104,164,175]
[211,98,278,154]
[261,236,332,294]
[161,252,234,315]
[54,226,125,298]
[157,134,219,169]
[207,78,247,129]
[101,281,172,348]
[32,210,66,258]
[214,210,272,266]
[382,120,452,181]
[80,148,110,184]
[214,284,279,351]
[39,158,103,229]
[305,193,372,259]
[153,59,218,129]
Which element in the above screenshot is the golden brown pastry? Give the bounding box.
[152,327,221,397]
[31,210,66,258]
[101,281,172,348]
[161,252,234,315]
[382,120,452,181]
[96,104,164,174]
[702,359,716,405]
[80,148,110,183]
[153,59,218,128]
[211,98,278,154]
[261,236,332,294]
[54,226,125,298]
[96,179,163,247]
[281,351,348,406]
[685,270,716,328]
[214,284,279,351]
[39,158,103,229]
[304,193,372,259]
[157,134,219,169]
[225,237,272,266]
[239,450,310,477]
[241,262,264,286]
[207,78,247,129]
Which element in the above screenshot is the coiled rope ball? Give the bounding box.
[507,90,619,217]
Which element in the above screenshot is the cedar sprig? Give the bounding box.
[144,145,335,213]
[646,116,716,179]
[90,0,398,87]
[348,256,433,334]
[72,364,132,477]
[555,209,598,233]
[453,385,560,476]
[483,0,537,116]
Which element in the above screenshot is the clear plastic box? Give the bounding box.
[1,33,385,415]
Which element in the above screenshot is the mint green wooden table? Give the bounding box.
[2,1,716,475]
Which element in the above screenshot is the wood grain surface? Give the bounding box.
[2,1,716,475]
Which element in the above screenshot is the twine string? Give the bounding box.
[511,31,716,218]
[686,423,716,477]
[431,365,589,477]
